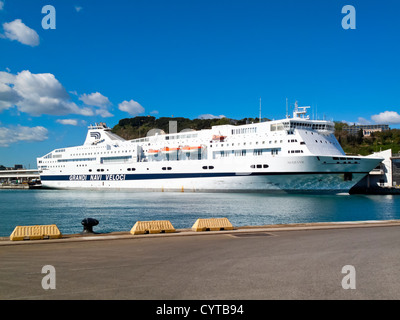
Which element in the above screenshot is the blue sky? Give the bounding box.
[1,0,400,167]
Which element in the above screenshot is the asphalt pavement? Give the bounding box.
[1,222,400,300]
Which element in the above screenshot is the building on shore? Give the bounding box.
[350,149,400,194]
[0,165,40,188]
[393,153,400,187]
[343,124,390,137]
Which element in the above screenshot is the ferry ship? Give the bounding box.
[37,104,383,193]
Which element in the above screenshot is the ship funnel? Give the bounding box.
[84,123,126,145]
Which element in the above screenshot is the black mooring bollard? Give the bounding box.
[81,218,99,234]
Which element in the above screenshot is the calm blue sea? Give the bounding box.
[0,189,399,237]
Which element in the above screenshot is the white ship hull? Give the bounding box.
[39,155,381,193]
[41,173,367,193]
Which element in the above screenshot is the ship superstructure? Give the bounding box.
[37,104,383,192]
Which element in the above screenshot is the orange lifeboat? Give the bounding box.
[161,147,180,154]
[147,149,160,155]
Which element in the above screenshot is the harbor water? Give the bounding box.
[0,189,400,237]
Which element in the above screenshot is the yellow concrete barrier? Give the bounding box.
[130,220,176,235]
[192,218,234,232]
[10,224,62,241]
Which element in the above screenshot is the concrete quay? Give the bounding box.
[1,220,400,300]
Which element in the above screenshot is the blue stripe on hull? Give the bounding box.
[41,172,235,181]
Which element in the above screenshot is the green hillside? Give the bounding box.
[335,123,400,155]
[111,116,400,156]
[111,116,264,140]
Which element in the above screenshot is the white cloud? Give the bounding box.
[0,1,4,11]
[75,6,83,12]
[95,108,113,117]
[56,119,78,126]
[341,120,354,126]
[118,99,144,116]
[371,111,400,124]
[79,92,113,117]
[0,70,93,116]
[56,119,87,126]
[357,117,372,125]
[2,19,39,47]
[0,81,22,111]
[79,92,110,107]
[198,114,226,120]
[0,125,48,147]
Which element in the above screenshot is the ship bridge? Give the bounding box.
[270,119,335,133]
[270,102,335,134]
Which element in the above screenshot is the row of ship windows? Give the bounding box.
[87,167,137,172]
[288,150,304,153]
[132,133,200,142]
[92,164,269,171]
[40,164,270,172]
[164,133,198,140]
[250,164,269,168]
[213,148,280,158]
[332,157,360,161]
[126,166,215,171]
[271,123,334,131]
[231,127,257,135]
[212,140,283,147]
[41,165,219,172]
[212,139,310,148]
[38,165,66,169]
[71,150,133,156]
[42,149,134,160]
